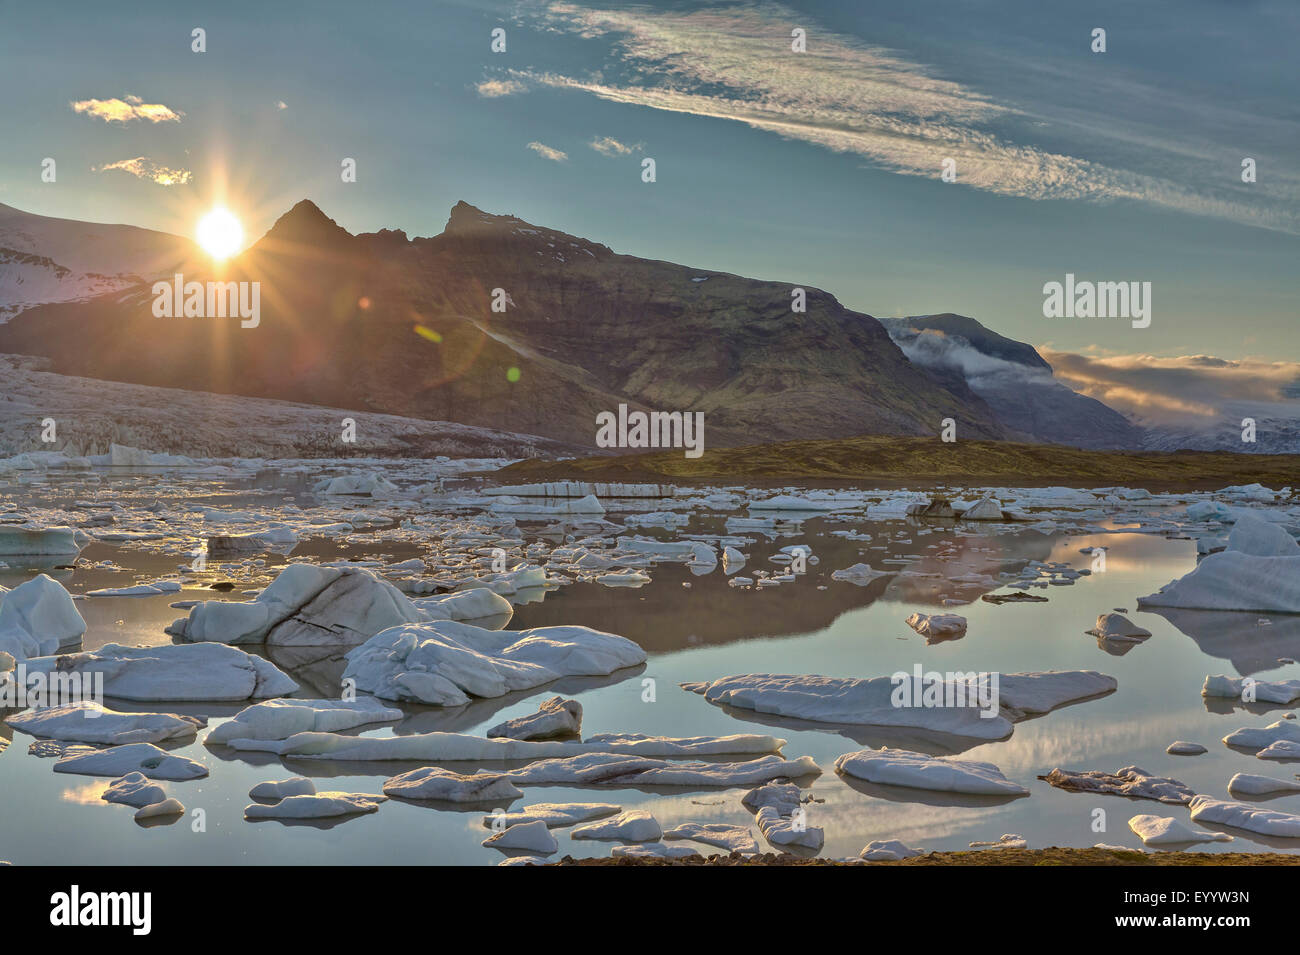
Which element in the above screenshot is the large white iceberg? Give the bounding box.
[504,752,820,787]
[1139,551,1300,613]
[684,670,1116,740]
[0,526,85,556]
[0,574,87,659]
[21,642,297,701]
[341,620,646,705]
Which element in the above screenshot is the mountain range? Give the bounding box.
[0,198,1269,454]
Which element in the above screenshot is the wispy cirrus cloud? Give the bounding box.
[94,157,192,186]
[509,1,1298,234]
[527,141,568,162]
[71,94,183,123]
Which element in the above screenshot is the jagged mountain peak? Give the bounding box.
[261,200,353,247]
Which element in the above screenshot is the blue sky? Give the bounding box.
[1,0,1296,371]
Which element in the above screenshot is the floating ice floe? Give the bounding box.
[481,803,621,829]
[206,525,299,554]
[1225,512,1299,557]
[492,494,603,515]
[487,696,582,740]
[748,495,835,512]
[960,497,1005,521]
[754,805,824,848]
[741,782,808,815]
[86,580,182,598]
[1039,766,1193,804]
[224,730,784,761]
[244,792,386,819]
[206,697,403,745]
[663,822,758,854]
[859,839,924,861]
[171,564,426,646]
[0,574,86,659]
[1188,795,1300,837]
[413,588,513,621]
[830,563,891,585]
[571,809,662,842]
[969,833,1027,849]
[313,472,399,496]
[6,701,203,745]
[684,670,1116,740]
[1204,674,1300,705]
[1227,773,1300,797]
[103,772,166,808]
[1166,741,1207,756]
[482,819,558,853]
[341,620,646,706]
[722,546,746,572]
[54,742,208,780]
[1128,814,1234,846]
[1257,740,1300,760]
[21,642,297,701]
[835,748,1028,796]
[504,753,820,787]
[1223,720,1300,751]
[250,777,316,800]
[904,612,967,638]
[482,482,674,498]
[135,798,185,821]
[1138,551,1300,614]
[383,766,523,802]
[0,526,85,556]
[1085,613,1152,641]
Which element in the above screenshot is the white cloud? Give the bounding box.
[93,157,192,186]
[589,136,636,156]
[71,94,183,124]
[477,78,528,98]
[527,141,568,162]
[521,2,1298,234]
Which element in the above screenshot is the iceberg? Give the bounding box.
[341,620,645,705]
[6,701,203,745]
[0,574,87,659]
[1188,795,1300,838]
[54,742,208,780]
[835,748,1028,796]
[206,697,403,745]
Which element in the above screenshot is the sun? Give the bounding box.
[196,207,244,259]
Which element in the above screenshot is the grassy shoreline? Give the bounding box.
[499,437,1300,489]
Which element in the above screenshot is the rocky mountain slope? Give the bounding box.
[881,314,1145,450]
[0,200,1008,449]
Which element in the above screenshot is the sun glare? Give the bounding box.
[196,207,243,259]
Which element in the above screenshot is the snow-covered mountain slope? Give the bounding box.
[0,202,197,322]
[0,354,579,460]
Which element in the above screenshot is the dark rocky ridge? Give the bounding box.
[0,200,1013,447]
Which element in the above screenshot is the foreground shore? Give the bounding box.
[560,849,1300,866]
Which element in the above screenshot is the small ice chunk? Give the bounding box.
[481,819,558,854]
[571,809,662,842]
[244,792,386,819]
[486,696,582,740]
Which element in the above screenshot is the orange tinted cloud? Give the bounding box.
[72,94,183,123]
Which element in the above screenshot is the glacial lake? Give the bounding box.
[2,468,1299,865]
